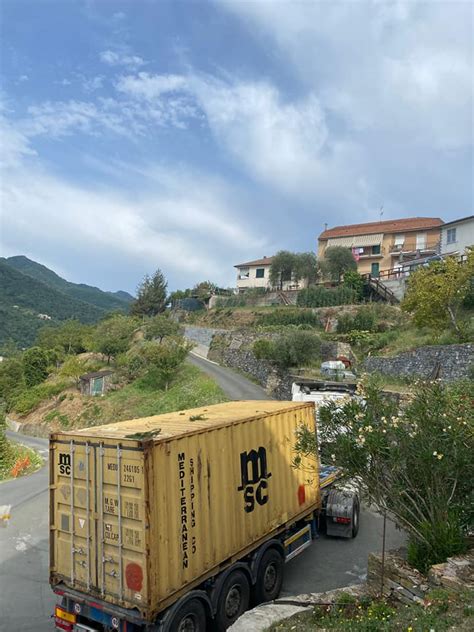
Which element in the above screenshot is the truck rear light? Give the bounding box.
[334,516,351,524]
[54,606,76,630]
[54,617,73,631]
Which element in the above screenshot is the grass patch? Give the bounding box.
[0,439,43,481]
[84,363,228,426]
[267,590,474,632]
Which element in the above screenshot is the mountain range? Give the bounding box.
[0,256,134,349]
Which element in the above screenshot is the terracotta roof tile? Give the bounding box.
[319,217,443,240]
[234,256,274,268]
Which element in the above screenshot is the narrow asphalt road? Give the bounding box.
[0,358,405,632]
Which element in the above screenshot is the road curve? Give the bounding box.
[188,353,271,400]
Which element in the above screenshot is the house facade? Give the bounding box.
[234,256,309,292]
[234,257,274,292]
[440,215,474,256]
[317,217,443,277]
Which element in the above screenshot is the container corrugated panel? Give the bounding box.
[50,401,319,620]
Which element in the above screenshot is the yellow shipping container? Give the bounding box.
[50,401,322,625]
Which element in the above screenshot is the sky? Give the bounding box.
[1,0,473,294]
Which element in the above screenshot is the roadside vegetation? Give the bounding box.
[0,412,43,481]
[0,268,227,432]
[294,377,474,573]
[267,588,474,632]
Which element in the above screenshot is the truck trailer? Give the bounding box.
[50,400,359,632]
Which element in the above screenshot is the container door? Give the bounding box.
[52,440,97,592]
[51,439,148,609]
[95,442,148,608]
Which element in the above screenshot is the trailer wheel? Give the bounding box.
[168,598,206,632]
[215,570,250,630]
[253,548,284,604]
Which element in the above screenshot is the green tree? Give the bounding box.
[269,251,297,288]
[36,320,91,355]
[192,281,218,299]
[321,246,357,281]
[131,269,168,317]
[293,377,473,572]
[22,346,49,387]
[59,356,87,386]
[128,337,193,389]
[0,357,25,406]
[402,250,474,338]
[270,251,319,289]
[144,315,181,342]
[91,315,137,363]
[294,252,319,286]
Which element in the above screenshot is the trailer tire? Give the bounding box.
[167,598,206,632]
[253,548,284,605]
[215,570,250,630]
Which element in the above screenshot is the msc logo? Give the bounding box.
[58,453,71,476]
[237,447,271,513]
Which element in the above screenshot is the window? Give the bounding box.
[447,228,457,244]
[394,234,405,247]
[239,267,249,279]
[416,233,427,250]
[372,244,381,255]
[255,268,265,278]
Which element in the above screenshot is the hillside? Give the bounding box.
[0,260,107,348]
[6,255,134,310]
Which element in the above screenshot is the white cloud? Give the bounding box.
[116,71,370,209]
[0,114,37,168]
[1,116,268,287]
[116,72,187,98]
[100,50,146,71]
[217,0,473,151]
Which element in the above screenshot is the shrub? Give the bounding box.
[297,286,357,308]
[343,270,364,298]
[294,378,473,573]
[336,313,355,334]
[353,307,377,332]
[11,381,69,415]
[253,331,321,368]
[253,338,274,360]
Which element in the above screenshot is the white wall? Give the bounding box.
[441,218,474,255]
[236,265,271,290]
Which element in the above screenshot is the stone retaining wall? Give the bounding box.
[367,550,474,604]
[365,343,473,381]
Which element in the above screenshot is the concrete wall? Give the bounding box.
[365,343,473,381]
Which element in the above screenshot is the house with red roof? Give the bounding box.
[317,217,444,277]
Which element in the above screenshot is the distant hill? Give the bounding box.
[0,258,132,349]
[6,256,134,311]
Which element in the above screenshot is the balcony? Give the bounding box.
[389,241,440,256]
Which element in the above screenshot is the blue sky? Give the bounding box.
[1,0,472,293]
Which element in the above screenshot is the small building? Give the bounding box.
[317,217,443,277]
[79,370,114,396]
[440,215,474,256]
[234,256,309,292]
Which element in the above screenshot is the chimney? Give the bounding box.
[324,223,328,231]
